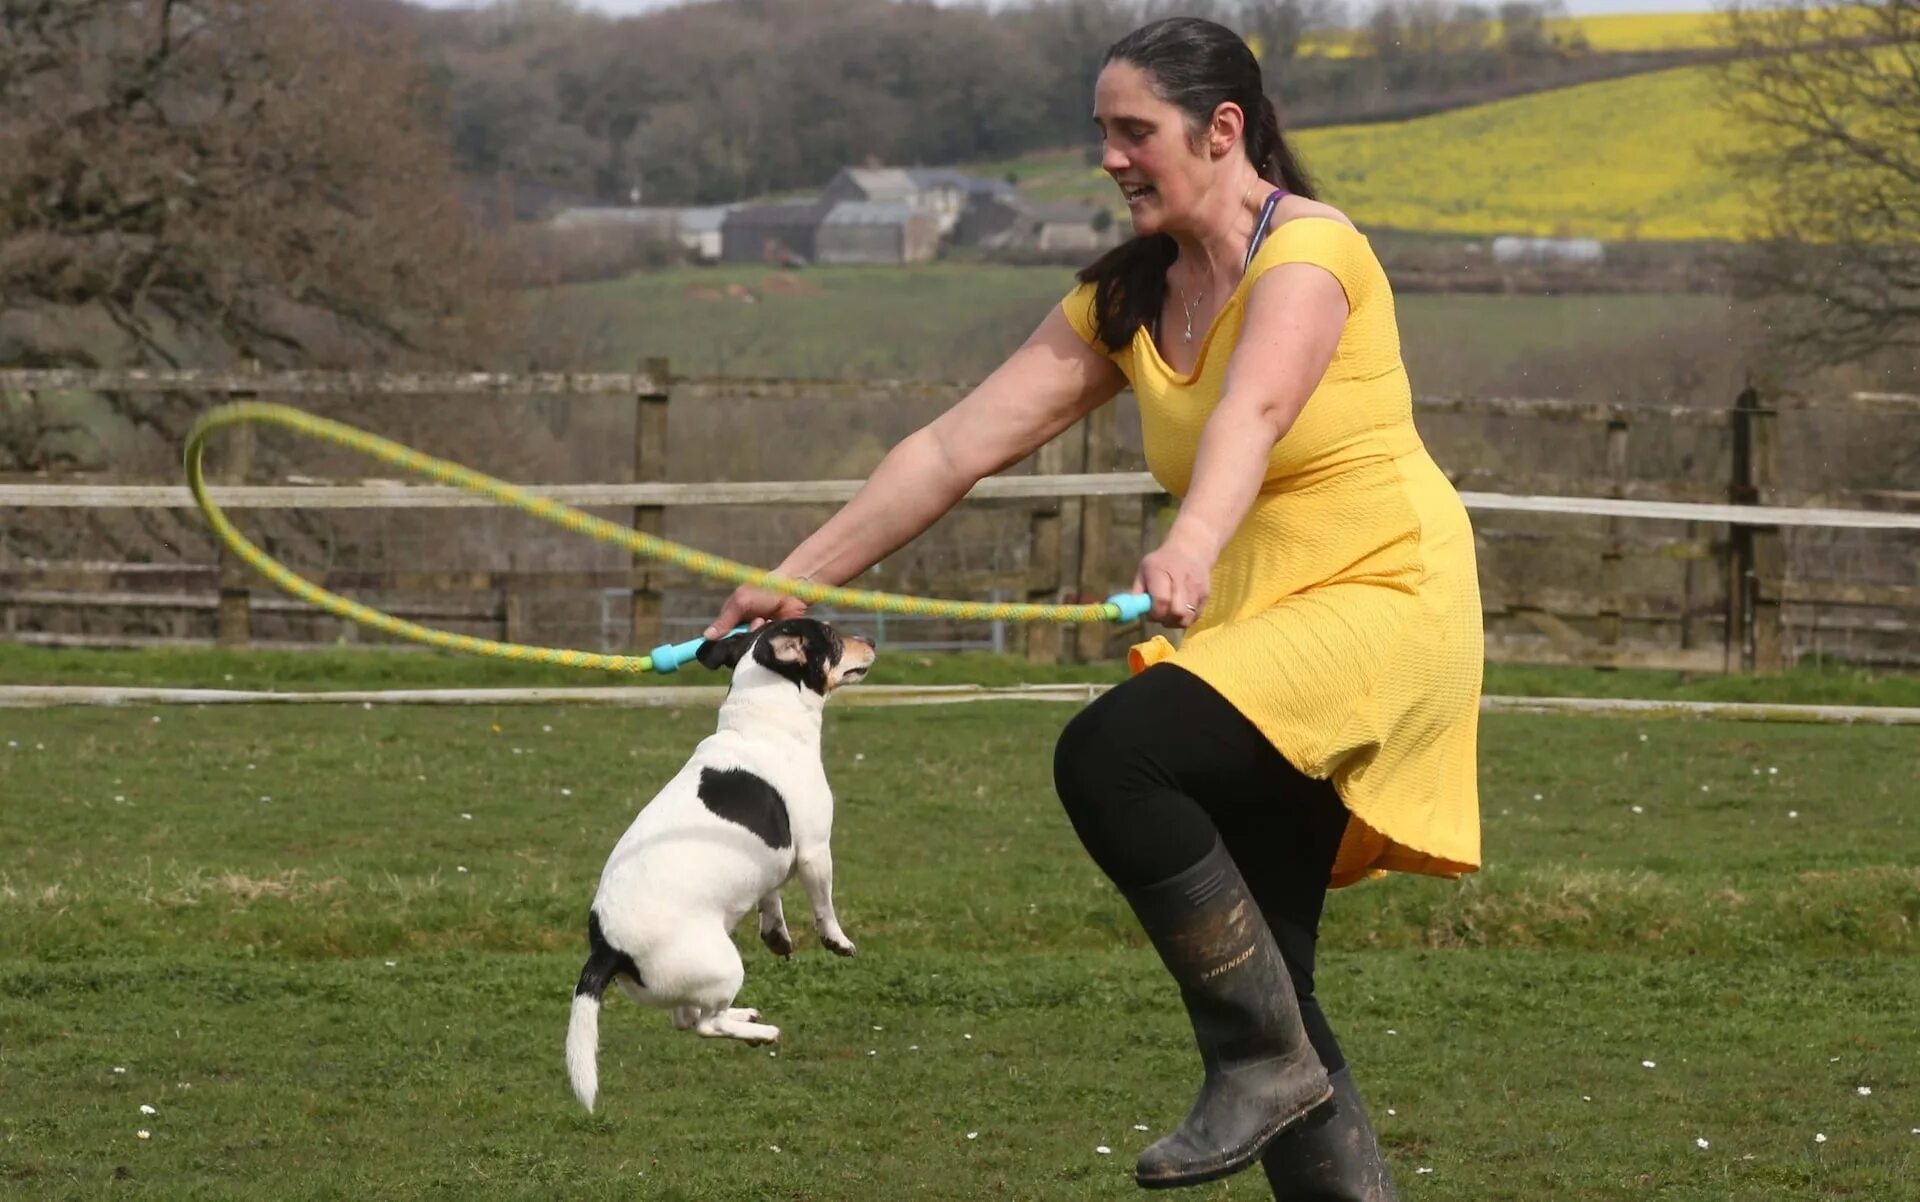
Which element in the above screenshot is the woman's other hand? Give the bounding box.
[1131,530,1218,629]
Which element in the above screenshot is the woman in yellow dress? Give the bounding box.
[708,17,1480,1198]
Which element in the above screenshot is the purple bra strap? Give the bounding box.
[1243,188,1289,271]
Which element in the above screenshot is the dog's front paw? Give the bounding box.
[760,926,795,958]
[822,934,856,958]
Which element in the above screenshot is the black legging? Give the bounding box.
[1053,662,1352,1073]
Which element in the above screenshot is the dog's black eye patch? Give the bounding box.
[697,767,792,850]
[750,619,833,695]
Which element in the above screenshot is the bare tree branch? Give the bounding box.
[1713,0,1920,368]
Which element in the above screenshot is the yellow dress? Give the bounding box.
[1061,217,1482,888]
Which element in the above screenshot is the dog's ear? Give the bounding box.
[764,633,808,667]
[695,630,752,671]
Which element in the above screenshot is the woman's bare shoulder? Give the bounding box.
[1274,195,1359,233]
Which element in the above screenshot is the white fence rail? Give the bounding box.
[7,476,1920,530]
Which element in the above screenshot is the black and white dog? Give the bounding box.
[565,617,876,1111]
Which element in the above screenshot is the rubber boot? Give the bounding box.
[1260,1067,1399,1200]
[1123,836,1333,1190]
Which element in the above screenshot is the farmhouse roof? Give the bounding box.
[838,168,920,201]
[821,200,917,226]
[903,167,1015,196]
[723,200,829,229]
[1013,199,1109,225]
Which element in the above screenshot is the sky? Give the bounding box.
[409,0,1721,17]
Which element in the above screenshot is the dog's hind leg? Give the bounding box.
[668,932,779,1043]
[672,1002,756,1027]
[693,1009,780,1045]
[758,890,794,957]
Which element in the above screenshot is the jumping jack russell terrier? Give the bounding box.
[565,617,876,1111]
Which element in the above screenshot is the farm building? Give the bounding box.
[672,206,733,261]
[822,166,1014,237]
[1491,235,1606,265]
[546,204,737,261]
[816,201,941,265]
[956,195,1120,255]
[719,201,828,265]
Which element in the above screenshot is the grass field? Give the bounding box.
[545,262,1069,380]
[543,262,1739,394]
[3,647,1917,1199]
[8,644,1920,708]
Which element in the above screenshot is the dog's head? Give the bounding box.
[695,617,875,699]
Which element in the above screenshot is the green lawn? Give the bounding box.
[540,263,1069,381]
[6,643,1919,708]
[3,674,1916,1199]
[536,262,1739,398]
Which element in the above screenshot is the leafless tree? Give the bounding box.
[1714,0,1920,368]
[0,0,508,379]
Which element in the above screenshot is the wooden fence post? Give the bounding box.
[1726,385,1785,672]
[215,390,256,647]
[1726,389,1754,671]
[1680,518,1701,652]
[503,560,528,646]
[1598,416,1629,654]
[1747,389,1785,672]
[1025,436,1070,664]
[1073,404,1120,663]
[631,358,670,650]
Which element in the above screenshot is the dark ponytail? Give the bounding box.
[1075,18,1319,352]
[1252,94,1318,201]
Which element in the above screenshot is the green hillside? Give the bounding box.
[1301,63,1752,240]
[989,64,1754,242]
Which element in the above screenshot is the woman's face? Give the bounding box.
[1093,60,1213,237]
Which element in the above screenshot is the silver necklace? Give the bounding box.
[1179,274,1205,344]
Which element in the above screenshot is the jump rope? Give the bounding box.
[184,402,1152,673]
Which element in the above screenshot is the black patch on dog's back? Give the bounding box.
[576,909,643,999]
[698,767,792,849]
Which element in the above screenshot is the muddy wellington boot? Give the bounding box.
[1122,836,1333,1190]
[1260,1067,1400,1200]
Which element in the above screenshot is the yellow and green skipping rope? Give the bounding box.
[184,401,1152,674]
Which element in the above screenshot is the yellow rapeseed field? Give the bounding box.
[1296,11,1727,56]
[1298,7,1868,56]
[1295,64,1758,240]
[1547,11,1728,51]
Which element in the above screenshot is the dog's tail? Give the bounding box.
[567,911,640,1112]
